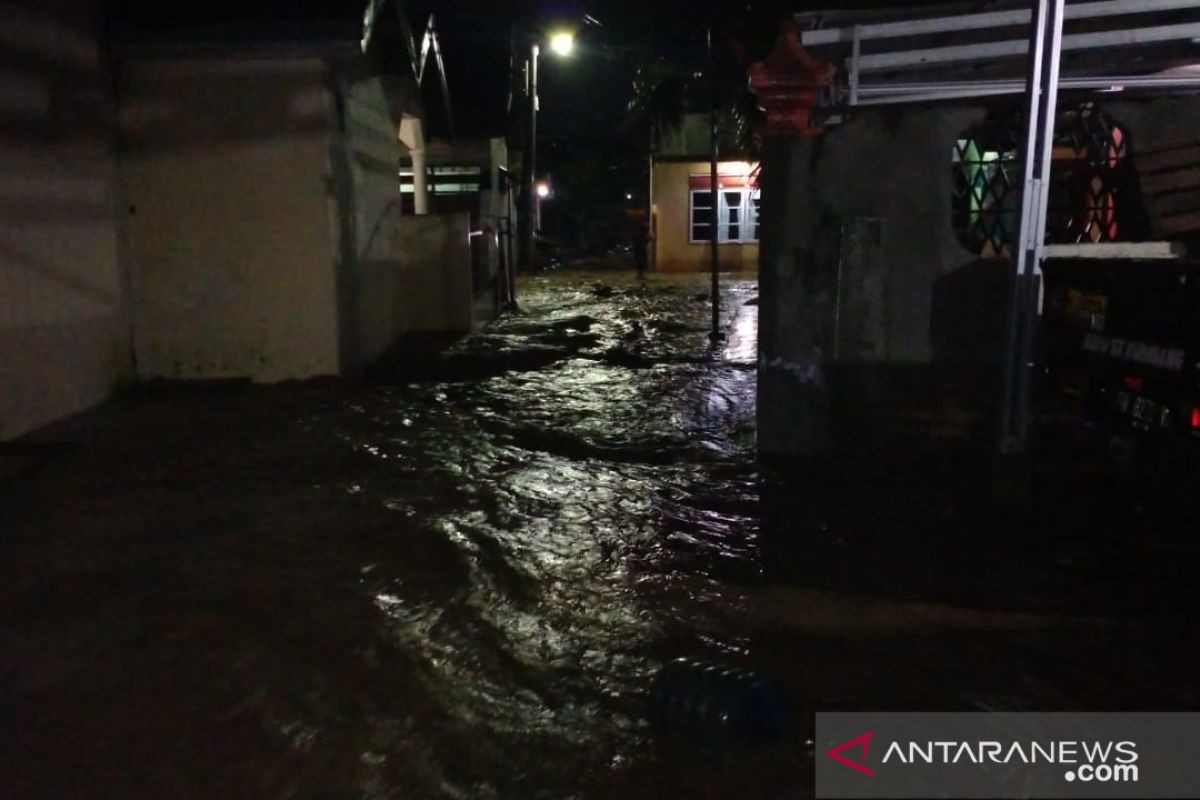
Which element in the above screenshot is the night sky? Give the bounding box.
[104,0,948,236]
[104,0,919,135]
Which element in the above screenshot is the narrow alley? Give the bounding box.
[4,272,1198,798]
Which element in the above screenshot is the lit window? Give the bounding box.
[952,136,1020,257]
[747,190,761,241]
[690,188,760,244]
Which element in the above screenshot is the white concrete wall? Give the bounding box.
[333,74,474,369]
[120,57,341,382]
[395,213,474,332]
[333,74,410,371]
[0,0,128,439]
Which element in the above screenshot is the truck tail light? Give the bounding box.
[1192,407,1200,429]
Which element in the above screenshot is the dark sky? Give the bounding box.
[105,0,918,136]
[105,0,961,217]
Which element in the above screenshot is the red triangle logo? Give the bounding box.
[827,731,875,776]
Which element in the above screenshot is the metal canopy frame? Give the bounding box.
[855,74,1200,105]
[798,0,1200,107]
[801,0,1200,46]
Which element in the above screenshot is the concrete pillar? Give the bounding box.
[410,148,429,215]
[399,115,429,215]
[757,135,835,458]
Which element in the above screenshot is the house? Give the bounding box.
[748,2,1200,456]
[400,136,516,314]
[0,0,496,442]
[116,11,483,383]
[649,113,760,272]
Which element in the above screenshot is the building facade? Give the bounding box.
[117,39,476,382]
[0,0,485,441]
[650,114,760,273]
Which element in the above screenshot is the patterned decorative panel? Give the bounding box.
[952,104,1146,257]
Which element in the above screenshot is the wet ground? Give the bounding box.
[3,270,1200,799]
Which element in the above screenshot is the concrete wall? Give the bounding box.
[332,75,472,367]
[394,213,474,333]
[333,73,410,372]
[121,55,470,381]
[344,213,471,362]
[758,106,992,456]
[332,73,476,369]
[0,0,129,439]
[1103,97,1200,240]
[757,136,831,455]
[651,160,760,273]
[416,135,509,323]
[120,57,341,382]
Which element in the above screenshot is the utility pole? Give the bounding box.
[525,42,540,277]
[708,25,723,341]
[504,24,520,310]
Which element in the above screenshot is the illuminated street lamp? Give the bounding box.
[535,181,551,230]
[523,28,576,276]
[549,31,575,57]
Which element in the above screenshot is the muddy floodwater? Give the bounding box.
[3,271,1200,799]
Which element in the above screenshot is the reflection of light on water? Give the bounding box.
[723,295,758,365]
[366,453,662,752]
[329,274,765,791]
[374,593,404,611]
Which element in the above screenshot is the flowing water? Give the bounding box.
[3,272,1199,799]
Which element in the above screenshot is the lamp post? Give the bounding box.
[535,180,551,231]
[522,30,574,276]
[707,24,723,342]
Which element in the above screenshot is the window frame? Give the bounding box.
[688,187,760,245]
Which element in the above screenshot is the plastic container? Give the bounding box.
[648,658,792,748]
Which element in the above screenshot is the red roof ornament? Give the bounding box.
[747,19,834,138]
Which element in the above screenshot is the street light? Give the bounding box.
[523,29,576,276]
[549,31,575,57]
[535,181,551,231]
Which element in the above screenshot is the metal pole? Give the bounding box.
[526,43,539,274]
[503,25,518,310]
[849,24,862,107]
[648,147,655,272]
[998,0,1065,455]
[708,25,722,341]
[507,174,517,308]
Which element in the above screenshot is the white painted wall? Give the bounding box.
[120,57,341,382]
[335,74,474,369]
[394,213,474,332]
[1,22,472,437]
[0,0,128,439]
[334,74,410,371]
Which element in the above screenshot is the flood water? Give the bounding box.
[3,271,1199,799]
